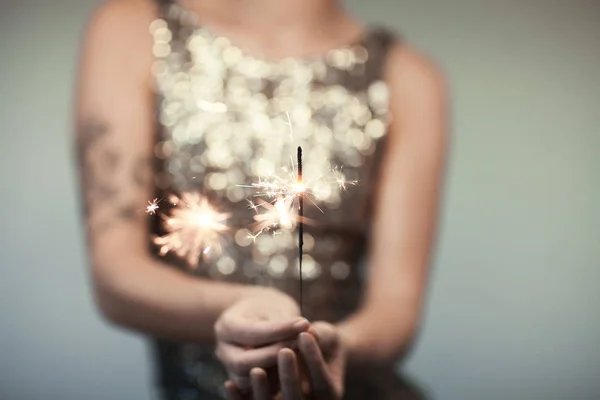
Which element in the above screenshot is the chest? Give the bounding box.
[151,25,392,240]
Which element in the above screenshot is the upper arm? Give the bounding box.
[76,0,156,276]
[366,45,448,313]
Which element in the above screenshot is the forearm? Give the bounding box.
[94,254,265,344]
[336,300,418,367]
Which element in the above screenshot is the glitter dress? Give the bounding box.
[148,1,417,399]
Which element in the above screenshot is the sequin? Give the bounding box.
[296,255,321,280]
[365,118,386,139]
[206,173,227,191]
[255,235,277,255]
[216,256,236,275]
[234,229,253,247]
[268,255,288,277]
[273,230,293,249]
[302,233,315,251]
[331,261,351,280]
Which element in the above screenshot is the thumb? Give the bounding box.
[309,321,339,355]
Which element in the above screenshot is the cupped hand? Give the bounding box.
[215,289,310,390]
[224,321,346,400]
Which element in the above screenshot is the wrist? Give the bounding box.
[207,282,272,323]
[335,321,362,366]
[234,283,277,301]
[335,310,395,367]
[262,287,301,314]
[237,285,301,315]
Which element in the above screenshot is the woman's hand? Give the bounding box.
[215,289,310,390]
[224,321,346,400]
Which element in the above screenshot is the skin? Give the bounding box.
[76,0,447,397]
[225,323,345,400]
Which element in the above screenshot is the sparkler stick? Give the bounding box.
[297,146,304,315]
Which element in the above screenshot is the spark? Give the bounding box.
[154,192,230,267]
[237,113,360,240]
[241,160,357,207]
[145,198,160,215]
[240,158,358,238]
[330,166,358,191]
[251,197,298,235]
[239,165,310,239]
[285,111,293,141]
[291,182,306,193]
[246,231,262,243]
[246,199,259,212]
[239,157,310,204]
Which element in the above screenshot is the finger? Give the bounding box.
[310,321,339,356]
[224,380,243,400]
[250,368,271,400]
[265,365,281,395]
[217,340,297,376]
[278,348,303,400]
[228,373,251,392]
[298,332,330,394]
[219,316,310,347]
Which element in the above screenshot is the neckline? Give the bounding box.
[170,1,371,64]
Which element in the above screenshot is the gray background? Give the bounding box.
[1,0,599,399]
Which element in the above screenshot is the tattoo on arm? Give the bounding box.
[133,155,153,189]
[76,117,152,235]
[77,118,116,218]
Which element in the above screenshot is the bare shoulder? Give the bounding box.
[88,0,157,31]
[384,43,448,102]
[382,42,448,146]
[82,0,158,64]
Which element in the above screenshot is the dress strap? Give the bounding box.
[363,26,400,82]
[154,0,176,19]
[151,0,198,63]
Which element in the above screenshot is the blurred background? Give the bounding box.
[1,0,599,399]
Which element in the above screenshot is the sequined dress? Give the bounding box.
[149,1,405,398]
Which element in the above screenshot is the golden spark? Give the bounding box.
[154,192,230,267]
[145,198,160,215]
[285,111,294,141]
[239,158,315,206]
[330,167,358,191]
[249,197,298,234]
[240,162,360,239]
[240,156,360,239]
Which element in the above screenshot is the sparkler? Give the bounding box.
[239,147,361,312]
[147,117,359,313]
[240,147,308,312]
[242,160,307,201]
[240,159,320,222]
[297,147,304,313]
[154,192,230,267]
[241,156,312,240]
[241,160,357,218]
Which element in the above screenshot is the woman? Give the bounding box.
[76,0,447,398]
